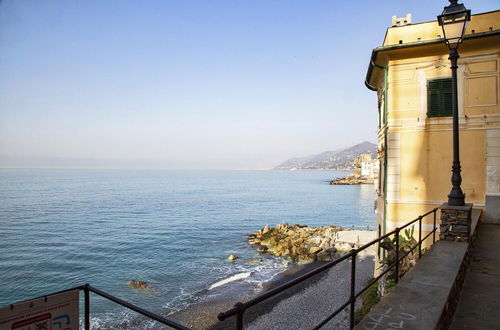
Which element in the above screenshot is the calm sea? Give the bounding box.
[0,169,375,327]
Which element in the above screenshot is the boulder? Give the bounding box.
[262,224,271,234]
[308,237,322,246]
[227,254,239,261]
[335,242,353,252]
[316,251,333,262]
[257,246,268,253]
[128,280,150,289]
[246,258,263,263]
[248,224,366,263]
[309,247,323,254]
[249,238,261,245]
[319,238,332,250]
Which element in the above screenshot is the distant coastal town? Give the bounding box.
[274,141,379,185]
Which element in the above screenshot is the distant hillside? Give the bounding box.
[274,142,377,170]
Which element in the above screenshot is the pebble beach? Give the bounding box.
[169,230,376,330]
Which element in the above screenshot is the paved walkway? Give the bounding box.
[450,223,500,329]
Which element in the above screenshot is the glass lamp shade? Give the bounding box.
[437,1,471,49]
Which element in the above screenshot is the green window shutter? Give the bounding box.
[427,78,453,117]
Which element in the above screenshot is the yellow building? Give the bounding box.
[365,10,500,247]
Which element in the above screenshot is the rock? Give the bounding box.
[309,247,323,254]
[248,223,369,263]
[329,174,374,185]
[257,246,268,253]
[227,254,239,261]
[335,242,353,252]
[297,256,315,264]
[308,237,322,246]
[246,258,263,263]
[319,238,332,250]
[262,224,271,234]
[317,250,334,262]
[324,228,336,239]
[248,238,261,245]
[319,241,329,250]
[128,280,150,289]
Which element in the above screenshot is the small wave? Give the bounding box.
[208,272,252,290]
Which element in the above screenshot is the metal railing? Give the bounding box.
[217,208,439,330]
[8,284,191,330]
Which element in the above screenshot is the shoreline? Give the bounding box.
[168,248,375,330]
[168,262,329,329]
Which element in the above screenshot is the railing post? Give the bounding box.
[349,249,357,330]
[433,210,437,244]
[418,216,422,259]
[235,302,245,330]
[395,228,400,284]
[84,284,90,330]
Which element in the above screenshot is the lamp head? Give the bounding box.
[437,0,471,49]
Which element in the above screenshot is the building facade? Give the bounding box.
[365,10,500,251]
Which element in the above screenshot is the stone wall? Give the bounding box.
[436,212,479,329]
[439,204,473,242]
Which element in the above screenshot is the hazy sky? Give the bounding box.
[1,0,498,169]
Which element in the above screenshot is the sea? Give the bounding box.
[0,169,375,328]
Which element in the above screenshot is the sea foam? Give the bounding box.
[208,272,252,290]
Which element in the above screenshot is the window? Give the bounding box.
[427,78,453,117]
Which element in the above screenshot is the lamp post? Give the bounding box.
[437,0,470,206]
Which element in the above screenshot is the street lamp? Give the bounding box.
[437,0,470,206]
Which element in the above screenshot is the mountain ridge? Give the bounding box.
[274,142,377,170]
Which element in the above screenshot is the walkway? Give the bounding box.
[450,223,500,329]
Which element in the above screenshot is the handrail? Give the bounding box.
[86,285,190,330]
[217,208,440,330]
[4,284,191,330]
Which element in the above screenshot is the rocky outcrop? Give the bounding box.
[247,223,360,263]
[128,280,150,289]
[330,174,373,185]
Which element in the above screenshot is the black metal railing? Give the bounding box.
[7,284,191,330]
[217,208,439,330]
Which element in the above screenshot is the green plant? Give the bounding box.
[385,278,396,291]
[379,226,418,282]
[355,227,421,324]
[354,279,380,323]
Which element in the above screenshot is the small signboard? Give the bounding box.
[0,289,79,330]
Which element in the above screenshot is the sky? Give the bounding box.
[0,0,498,170]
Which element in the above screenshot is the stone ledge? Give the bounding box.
[440,203,473,212]
[355,241,467,330]
[355,209,481,330]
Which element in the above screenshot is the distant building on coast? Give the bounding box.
[353,153,379,179]
[364,10,500,264]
